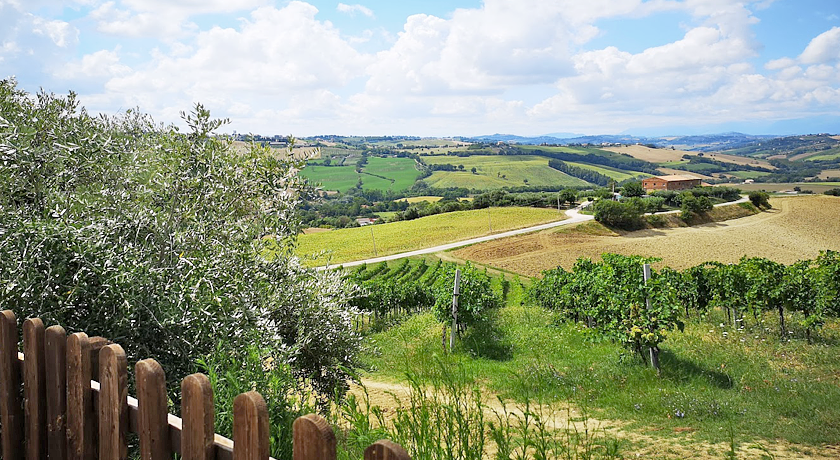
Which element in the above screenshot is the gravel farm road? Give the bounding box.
[319,196,750,270]
[321,204,595,270]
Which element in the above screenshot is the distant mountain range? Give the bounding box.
[464,132,784,152]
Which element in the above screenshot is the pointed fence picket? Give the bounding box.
[0,310,409,460]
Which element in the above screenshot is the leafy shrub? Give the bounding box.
[748,191,771,209]
[825,188,840,196]
[621,181,645,197]
[593,199,644,230]
[679,192,713,219]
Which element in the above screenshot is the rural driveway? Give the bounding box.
[323,204,595,269]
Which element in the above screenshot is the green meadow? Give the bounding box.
[421,154,589,189]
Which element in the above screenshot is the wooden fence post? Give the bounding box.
[87,337,111,383]
[46,325,68,460]
[0,310,24,460]
[364,440,411,460]
[67,332,94,460]
[293,414,336,460]
[233,391,269,460]
[23,318,46,460]
[136,359,171,460]
[181,373,214,460]
[99,344,128,460]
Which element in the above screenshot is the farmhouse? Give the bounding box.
[642,175,702,191]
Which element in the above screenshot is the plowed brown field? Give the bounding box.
[453,195,840,276]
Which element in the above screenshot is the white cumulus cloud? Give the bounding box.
[337,3,374,18]
[799,27,840,65]
[87,2,371,133]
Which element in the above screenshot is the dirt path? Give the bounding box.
[349,378,839,459]
[454,195,840,276]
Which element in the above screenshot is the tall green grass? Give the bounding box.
[337,360,622,460]
[362,304,840,447]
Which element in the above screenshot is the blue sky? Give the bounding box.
[2,0,840,136]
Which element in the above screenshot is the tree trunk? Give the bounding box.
[635,344,646,365]
[650,346,661,375]
[778,305,786,338]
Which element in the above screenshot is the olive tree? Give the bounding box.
[0,78,362,399]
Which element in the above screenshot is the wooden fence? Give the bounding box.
[0,310,410,460]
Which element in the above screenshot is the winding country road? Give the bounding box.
[323,205,594,269]
[321,196,750,270]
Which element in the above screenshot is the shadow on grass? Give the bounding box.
[461,312,514,361]
[659,349,734,389]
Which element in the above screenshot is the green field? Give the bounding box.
[300,156,420,192]
[805,148,840,161]
[564,161,648,181]
[363,156,421,191]
[726,170,773,179]
[517,144,648,167]
[421,155,589,189]
[296,206,566,265]
[299,165,360,192]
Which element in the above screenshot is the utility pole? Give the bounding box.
[450,269,461,352]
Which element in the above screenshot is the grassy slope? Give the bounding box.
[563,161,648,181]
[301,156,420,192]
[363,302,840,448]
[363,156,421,191]
[805,148,840,161]
[421,155,589,189]
[296,206,566,265]
[299,165,360,192]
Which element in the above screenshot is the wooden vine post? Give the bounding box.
[450,268,461,352]
[643,263,661,374]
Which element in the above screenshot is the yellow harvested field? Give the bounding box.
[402,196,443,203]
[655,168,712,180]
[603,145,685,163]
[819,169,840,180]
[732,182,840,193]
[296,207,567,265]
[605,145,774,169]
[709,152,775,169]
[302,227,332,234]
[453,195,840,276]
